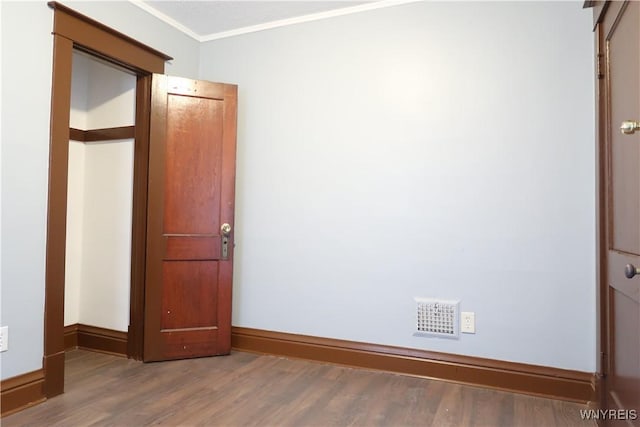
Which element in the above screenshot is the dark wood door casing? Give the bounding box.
[591,0,640,419]
[45,2,171,397]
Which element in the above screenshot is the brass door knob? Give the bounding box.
[620,120,640,135]
[221,223,232,236]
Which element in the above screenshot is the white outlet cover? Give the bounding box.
[461,312,475,334]
[0,326,8,352]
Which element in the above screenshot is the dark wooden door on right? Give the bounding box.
[602,1,640,423]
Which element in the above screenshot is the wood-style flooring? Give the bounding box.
[3,349,595,427]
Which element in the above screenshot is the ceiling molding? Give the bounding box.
[200,0,422,42]
[129,0,422,43]
[200,0,421,42]
[128,0,201,41]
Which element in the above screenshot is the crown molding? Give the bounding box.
[128,0,422,43]
[128,0,201,41]
[200,0,422,42]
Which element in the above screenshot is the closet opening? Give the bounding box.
[63,50,136,363]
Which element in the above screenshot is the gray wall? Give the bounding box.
[0,0,597,381]
[199,1,596,372]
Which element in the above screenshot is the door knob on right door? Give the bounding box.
[624,264,640,279]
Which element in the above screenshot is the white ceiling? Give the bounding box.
[134,1,386,41]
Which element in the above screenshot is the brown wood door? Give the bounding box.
[143,75,237,361]
[604,1,640,420]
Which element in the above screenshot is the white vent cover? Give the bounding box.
[414,298,460,339]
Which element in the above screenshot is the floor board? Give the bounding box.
[3,350,595,426]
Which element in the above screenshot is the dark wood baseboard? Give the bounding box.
[592,372,603,409]
[64,323,128,357]
[0,369,46,417]
[69,126,135,143]
[64,324,78,350]
[231,327,596,404]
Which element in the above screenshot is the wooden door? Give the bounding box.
[604,1,640,420]
[143,75,237,361]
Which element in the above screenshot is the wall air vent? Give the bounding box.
[414,298,460,339]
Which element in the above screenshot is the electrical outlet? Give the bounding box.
[0,326,8,352]
[461,312,475,334]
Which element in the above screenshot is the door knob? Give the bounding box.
[620,120,640,135]
[220,223,232,260]
[624,264,640,279]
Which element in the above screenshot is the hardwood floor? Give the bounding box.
[4,350,595,426]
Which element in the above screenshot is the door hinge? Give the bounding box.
[596,53,604,80]
[601,351,608,376]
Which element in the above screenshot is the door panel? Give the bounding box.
[161,261,219,329]
[164,95,222,234]
[604,0,640,420]
[611,289,640,412]
[144,74,237,361]
[610,0,640,255]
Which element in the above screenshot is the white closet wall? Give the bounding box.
[65,52,135,332]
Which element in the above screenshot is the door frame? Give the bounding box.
[44,1,171,397]
[591,0,632,410]
[592,1,610,408]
